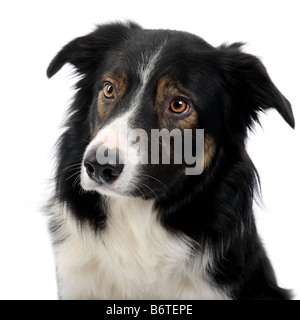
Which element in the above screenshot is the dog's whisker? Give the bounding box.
[72,175,81,189]
[140,174,170,193]
[140,182,159,200]
[66,166,82,172]
[65,170,81,182]
[131,182,146,199]
[62,163,82,172]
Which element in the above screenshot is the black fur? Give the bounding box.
[47,22,294,299]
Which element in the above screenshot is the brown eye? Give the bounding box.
[103,82,115,99]
[169,99,189,114]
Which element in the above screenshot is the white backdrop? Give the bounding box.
[0,0,299,300]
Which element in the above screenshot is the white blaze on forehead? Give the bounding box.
[130,43,166,111]
[81,44,167,197]
[88,43,166,153]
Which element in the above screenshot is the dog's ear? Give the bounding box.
[47,22,141,78]
[220,43,295,134]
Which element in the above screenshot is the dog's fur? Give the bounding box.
[47,22,294,300]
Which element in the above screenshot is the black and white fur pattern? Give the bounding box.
[47,22,294,300]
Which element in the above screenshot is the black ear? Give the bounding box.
[220,43,295,130]
[47,22,141,78]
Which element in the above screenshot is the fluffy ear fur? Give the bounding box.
[47,22,141,78]
[219,43,294,144]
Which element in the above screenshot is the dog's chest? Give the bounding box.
[54,198,227,299]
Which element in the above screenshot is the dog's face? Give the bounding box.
[80,30,221,199]
[47,23,294,200]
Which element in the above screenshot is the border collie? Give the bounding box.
[46,22,294,300]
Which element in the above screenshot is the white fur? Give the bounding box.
[51,197,230,300]
[81,45,166,198]
[132,44,166,110]
[80,109,140,198]
[58,45,231,300]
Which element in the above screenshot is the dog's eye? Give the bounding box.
[103,82,115,99]
[169,99,189,114]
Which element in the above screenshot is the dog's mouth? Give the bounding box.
[80,162,131,199]
[80,154,186,201]
[80,158,165,200]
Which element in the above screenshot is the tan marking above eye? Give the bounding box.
[97,74,128,131]
[204,135,216,169]
[154,76,197,130]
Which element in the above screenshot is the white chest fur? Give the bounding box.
[52,197,229,300]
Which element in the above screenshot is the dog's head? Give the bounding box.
[48,22,294,200]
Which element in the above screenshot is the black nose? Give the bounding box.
[84,149,124,184]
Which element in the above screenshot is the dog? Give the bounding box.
[46,22,294,299]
